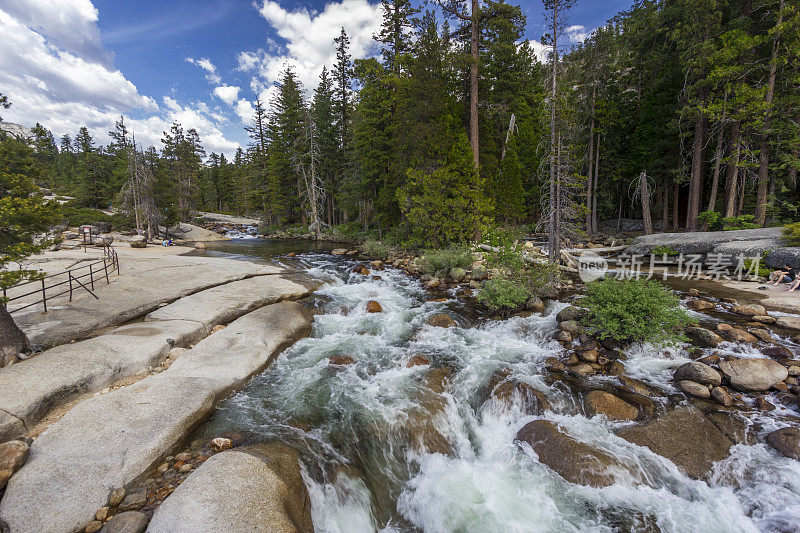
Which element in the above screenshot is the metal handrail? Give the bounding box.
[3,242,120,314]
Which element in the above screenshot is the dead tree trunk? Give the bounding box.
[686,112,707,231]
[723,122,741,218]
[0,306,29,366]
[640,172,653,235]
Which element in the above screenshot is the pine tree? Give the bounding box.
[75,127,109,208]
[312,67,339,225]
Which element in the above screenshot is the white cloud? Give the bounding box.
[1,0,111,65]
[241,0,382,92]
[0,3,241,157]
[214,85,241,106]
[234,98,255,125]
[565,25,591,44]
[529,40,550,63]
[186,56,221,84]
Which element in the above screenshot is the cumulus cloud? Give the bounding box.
[240,0,382,91]
[0,2,240,156]
[186,56,222,84]
[529,40,550,63]
[565,25,591,44]
[213,85,241,106]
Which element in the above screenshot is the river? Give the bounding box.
[190,238,800,533]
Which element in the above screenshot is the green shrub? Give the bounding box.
[421,246,474,273]
[784,222,800,246]
[57,206,134,231]
[477,277,531,312]
[743,257,771,278]
[651,245,678,256]
[698,211,760,231]
[580,278,691,346]
[361,240,392,260]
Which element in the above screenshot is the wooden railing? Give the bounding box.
[3,243,120,314]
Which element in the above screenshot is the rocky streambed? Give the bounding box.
[103,239,800,533]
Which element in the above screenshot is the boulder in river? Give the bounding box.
[556,306,588,323]
[718,358,788,391]
[765,427,800,460]
[491,380,550,416]
[516,420,638,487]
[711,386,733,407]
[584,390,638,421]
[674,361,722,386]
[677,380,711,398]
[426,313,457,328]
[148,444,313,533]
[723,328,759,345]
[776,316,800,331]
[558,320,582,335]
[329,355,355,366]
[684,327,723,348]
[616,406,744,480]
[365,300,383,313]
[732,304,766,317]
[686,300,715,311]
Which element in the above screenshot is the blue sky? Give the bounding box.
[0,0,631,156]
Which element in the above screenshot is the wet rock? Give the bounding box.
[616,406,737,479]
[211,437,233,452]
[578,334,600,351]
[0,440,29,488]
[544,357,566,372]
[516,420,635,487]
[85,520,103,532]
[716,323,733,333]
[677,380,711,398]
[95,507,109,521]
[406,355,430,367]
[718,358,789,391]
[424,278,440,289]
[698,354,721,366]
[755,397,775,411]
[556,306,587,323]
[723,329,759,345]
[554,330,573,343]
[578,350,599,363]
[762,346,793,359]
[365,300,383,313]
[732,304,766,317]
[118,491,146,511]
[526,296,545,313]
[687,300,715,311]
[100,510,148,533]
[685,327,723,348]
[708,387,732,407]
[789,365,800,377]
[752,315,776,324]
[776,316,800,331]
[607,361,625,376]
[331,248,347,255]
[108,488,126,507]
[618,376,654,397]
[765,427,800,460]
[569,363,594,375]
[426,313,457,328]
[674,361,722,386]
[748,329,774,343]
[558,320,581,335]
[584,390,638,421]
[328,355,355,366]
[491,380,550,416]
[129,235,147,248]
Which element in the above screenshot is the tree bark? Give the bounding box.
[469,0,480,169]
[686,112,707,231]
[662,176,669,232]
[723,121,741,218]
[0,306,29,366]
[755,0,783,225]
[547,3,559,263]
[586,84,595,234]
[592,132,600,233]
[672,180,680,230]
[704,123,725,229]
[640,172,653,235]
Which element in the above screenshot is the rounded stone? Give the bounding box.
[687,299,715,311]
[108,488,126,507]
[718,358,789,391]
[584,390,638,421]
[365,300,383,313]
[674,361,722,386]
[426,313,457,328]
[85,520,102,533]
[732,304,767,317]
[677,380,711,398]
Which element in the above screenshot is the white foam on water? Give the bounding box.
[207,252,800,532]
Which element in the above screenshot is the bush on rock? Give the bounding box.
[580,278,691,347]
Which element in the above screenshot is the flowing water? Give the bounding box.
[192,238,800,533]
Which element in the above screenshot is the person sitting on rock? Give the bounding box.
[786,275,800,292]
[767,264,795,285]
